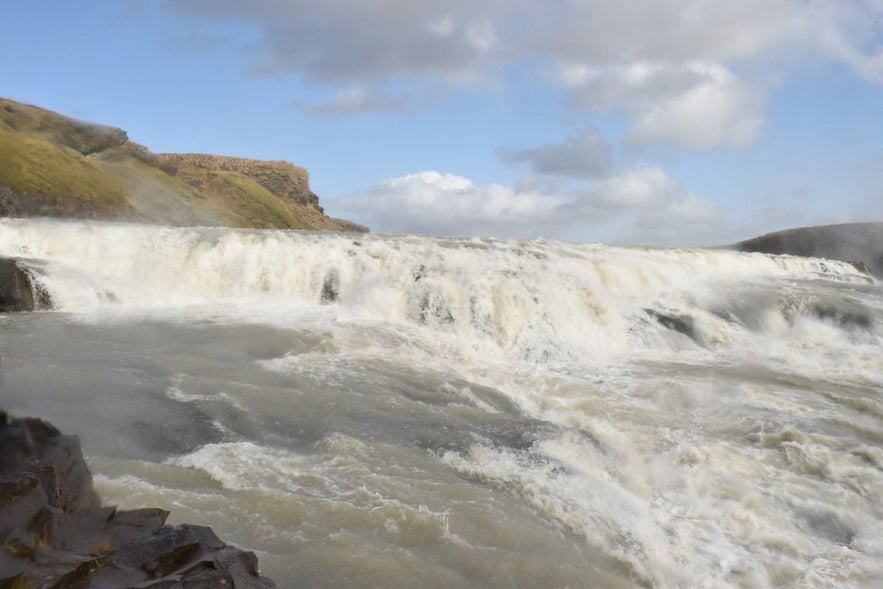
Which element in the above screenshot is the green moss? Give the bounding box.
[0,128,127,210]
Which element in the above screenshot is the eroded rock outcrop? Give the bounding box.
[0,413,276,588]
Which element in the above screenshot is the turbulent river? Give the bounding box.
[1,217,881,588]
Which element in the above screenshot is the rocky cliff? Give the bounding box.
[0,413,276,588]
[155,154,318,208]
[0,97,366,232]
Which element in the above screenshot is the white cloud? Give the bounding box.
[796,0,883,84]
[334,171,563,238]
[172,1,504,83]
[497,128,614,178]
[333,167,724,245]
[625,63,766,149]
[591,165,678,207]
[567,165,726,244]
[169,1,883,244]
[171,0,883,148]
[560,61,767,149]
[298,84,409,115]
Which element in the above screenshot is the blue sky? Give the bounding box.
[3,1,883,245]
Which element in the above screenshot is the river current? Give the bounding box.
[1,218,881,588]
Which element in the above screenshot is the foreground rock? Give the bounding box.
[733,222,883,278]
[0,413,276,588]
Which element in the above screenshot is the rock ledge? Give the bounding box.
[0,413,276,588]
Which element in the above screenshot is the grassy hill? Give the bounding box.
[0,98,366,232]
[733,223,883,278]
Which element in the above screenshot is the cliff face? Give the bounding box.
[0,97,366,232]
[156,154,318,208]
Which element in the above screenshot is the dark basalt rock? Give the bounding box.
[320,268,340,304]
[0,412,276,588]
[645,308,701,344]
[0,258,36,312]
[0,258,52,312]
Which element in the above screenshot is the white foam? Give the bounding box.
[0,218,875,367]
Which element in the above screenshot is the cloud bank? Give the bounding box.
[169,1,883,244]
[171,0,883,148]
[334,166,724,246]
[497,128,614,179]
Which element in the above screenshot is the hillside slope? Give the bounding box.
[732,222,883,278]
[0,97,365,232]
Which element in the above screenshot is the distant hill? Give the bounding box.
[0,97,366,232]
[732,222,883,278]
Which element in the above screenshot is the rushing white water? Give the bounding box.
[1,217,881,588]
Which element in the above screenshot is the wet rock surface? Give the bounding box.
[0,258,52,312]
[0,259,36,312]
[0,413,276,588]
